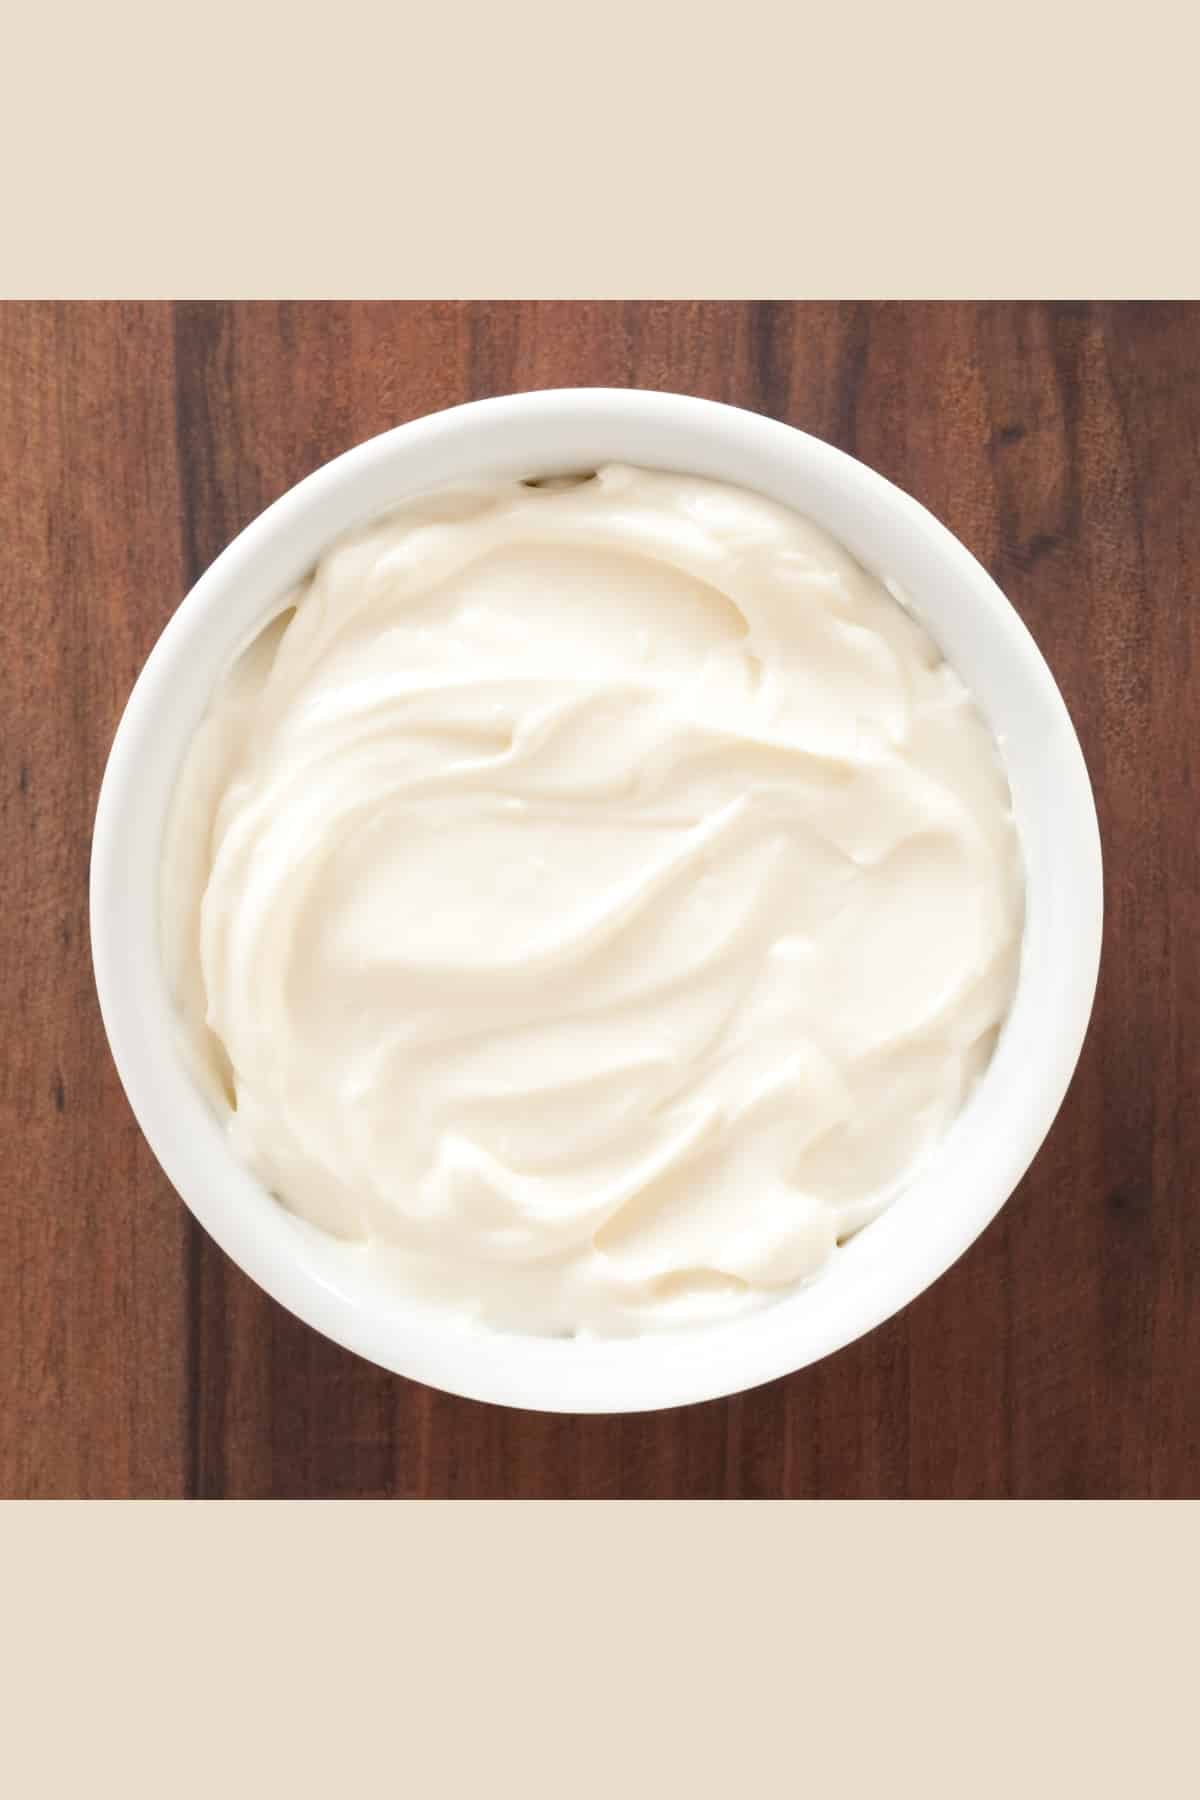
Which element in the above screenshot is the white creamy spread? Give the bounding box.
[162,466,1024,1336]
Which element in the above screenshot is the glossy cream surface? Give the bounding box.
[161,466,1024,1335]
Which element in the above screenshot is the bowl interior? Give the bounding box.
[90,390,1102,1412]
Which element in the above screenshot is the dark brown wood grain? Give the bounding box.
[0,304,192,1497]
[3,301,1197,1497]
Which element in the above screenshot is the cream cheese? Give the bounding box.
[161,466,1024,1335]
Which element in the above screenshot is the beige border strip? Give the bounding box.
[3,1503,1195,1793]
[4,4,1198,297]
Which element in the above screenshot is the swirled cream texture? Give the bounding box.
[162,466,1024,1336]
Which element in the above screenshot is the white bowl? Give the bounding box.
[90,389,1102,1413]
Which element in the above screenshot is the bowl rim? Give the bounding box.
[90,387,1103,1413]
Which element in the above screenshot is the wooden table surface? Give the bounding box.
[2,301,1196,1499]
